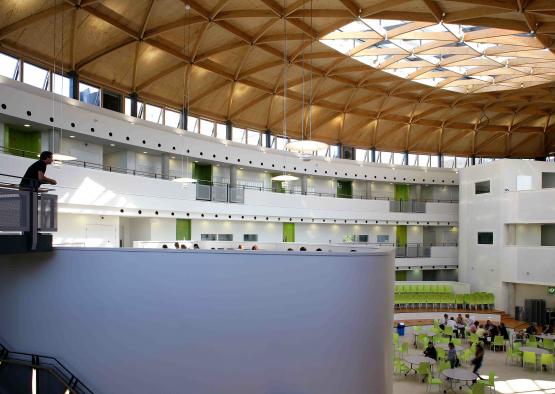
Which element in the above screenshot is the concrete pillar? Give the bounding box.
[161,153,170,180]
[226,120,232,141]
[301,175,308,195]
[404,151,409,165]
[371,148,376,163]
[68,71,79,100]
[180,107,188,130]
[129,92,138,118]
[41,129,60,153]
[414,184,422,201]
[471,155,476,166]
[264,130,272,148]
[438,153,444,168]
[230,165,238,188]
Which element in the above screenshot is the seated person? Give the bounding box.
[456,314,466,338]
[447,317,458,337]
[535,322,544,335]
[251,245,259,250]
[475,324,487,342]
[489,324,499,338]
[499,322,509,340]
[299,246,307,251]
[439,314,449,330]
[174,242,180,249]
[180,244,187,249]
[526,323,537,336]
[423,342,437,361]
[193,243,200,249]
[543,323,554,335]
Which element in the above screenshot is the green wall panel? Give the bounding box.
[4,125,41,157]
[176,219,191,240]
[283,223,295,242]
[394,184,409,201]
[395,271,407,281]
[193,163,212,185]
[337,180,352,198]
[396,225,407,247]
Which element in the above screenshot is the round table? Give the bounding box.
[435,343,464,352]
[442,368,478,393]
[404,355,436,379]
[520,347,550,355]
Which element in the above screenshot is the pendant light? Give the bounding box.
[272,3,298,182]
[173,3,196,185]
[284,0,327,156]
[51,0,76,162]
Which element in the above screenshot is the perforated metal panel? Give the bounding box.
[196,184,211,201]
[0,188,29,231]
[211,184,228,202]
[38,194,57,232]
[229,187,244,204]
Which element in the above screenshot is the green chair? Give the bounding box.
[393,333,399,345]
[466,383,485,394]
[452,338,462,346]
[398,341,409,357]
[461,348,473,364]
[491,336,505,352]
[525,341,537,348]
[394,358,410,375]
[417,362,430,382]
[542,338,554,351]
[444,325,454,337]
[477,371,495,393]
[438,337,450,344]
[540,353,554,372]
[437,347,446,362]
[427,372,444,392]
[505,347,520,365]
[419,334,429,349]
[438,360,450,374]
[523,351,537,371]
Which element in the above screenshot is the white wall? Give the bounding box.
[0,247,394,394]
[515,283,555,309]
[60,137,103,164]
[54,213,119,247]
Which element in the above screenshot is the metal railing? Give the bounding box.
[0,146,459,203]
[395,243,458,258]
[389,199,427,213]
[0,173,57,250]
[0,341,93,394]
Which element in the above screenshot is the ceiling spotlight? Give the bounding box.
[24,124,30,127]
[69,135,75,138]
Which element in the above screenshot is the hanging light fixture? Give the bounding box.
[51,0,76,162]
[173,3,196,185]
[284,0,327,157]
[272,2,298,182]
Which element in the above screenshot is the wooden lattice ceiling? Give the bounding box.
[2,0,555,158]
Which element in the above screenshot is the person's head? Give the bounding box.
[300,246,307,251]
[287,248,293,251]
[162,244,168,249]
[174,242,180,249]
[251,245,258,250]
[465,314,470,318]
[474,321,479,326]
[180,244,186,249]
[316,248,322,251]
[40,151,53,164]
[427,341,434,348]
[193,243,199,249]
[450,317,455,321]
[500,322,505,328]
[444,314,448,318]
[458,314,462,317]
[238,244,243,250]
[448,342,454,349]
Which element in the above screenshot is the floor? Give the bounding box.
[393,326,555,394]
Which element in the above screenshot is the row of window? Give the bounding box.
[200,234,258,242]
[2,52,553,167]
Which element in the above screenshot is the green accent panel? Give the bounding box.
[272,175,285,193]
[4,125,41,157]
[283,223,295,242]
[337,180,352,198]
[176,219,191,240]
[396,225,407,247]
[395,271,407,281]
[193,163,212,185]
[394,184,410,201]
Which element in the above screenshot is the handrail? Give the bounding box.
[0,341,93,393]
[0,146,459,203]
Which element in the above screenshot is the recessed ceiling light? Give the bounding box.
[171,156,176,159]
[110,143,115,147]
[143,151,147,154]
[24,124,30,127]
[69,135,75,138]
[194,160,198,163]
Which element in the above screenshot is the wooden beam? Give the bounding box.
[140,0,156,39]
[230,93,270,119]
[361,0,413,18]
[136,62,185,92]
[76,37,136,70]
[195,41,246,62]
[420,0,443,22]
[339,0,361,17]
[81,5,139,39]
[143,16,205,39]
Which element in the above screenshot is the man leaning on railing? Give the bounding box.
[19,151,57,191]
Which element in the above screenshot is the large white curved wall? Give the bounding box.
[0,248,394,394]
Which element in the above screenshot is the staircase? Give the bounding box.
[0,342,93,394]
[500,311,529,331]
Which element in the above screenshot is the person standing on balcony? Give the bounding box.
[19,151,57,190]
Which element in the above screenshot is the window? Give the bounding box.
[187,116,199,132]
[329,145,340,158]
[247,130,260,146]
[475,180,490,194]
[393,152,405,165]
[125,97,132,116]
[354,235,369,242]
[217,234,233,241]
[542,172,555,189]
[23,62,49,89]
[79,82,100,106]
[52,73,70,97]
[430,155,439,167]
[477,232,493,245]
[379,151,392,164]
[0,52,19,80]
[199,119,214,136]
[165,109,181,128]
[377,234,390,243]
[200,234,217,241]
[355,149,368,161]
[274,136,288,150]
[215,123,227,140]
[145,104,163,124]
[408,153,418,166]
[244,234,258,241]
[232,127,245,143]
[103,91,122,112]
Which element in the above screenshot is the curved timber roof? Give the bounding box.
[2,0,555,158]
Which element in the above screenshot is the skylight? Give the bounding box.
[320,20,555,93]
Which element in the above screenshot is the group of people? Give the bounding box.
[161,243,199,249]
[438,313,509,342]
[423,340,484,376]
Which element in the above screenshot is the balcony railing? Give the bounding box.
[0,146,459,204]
